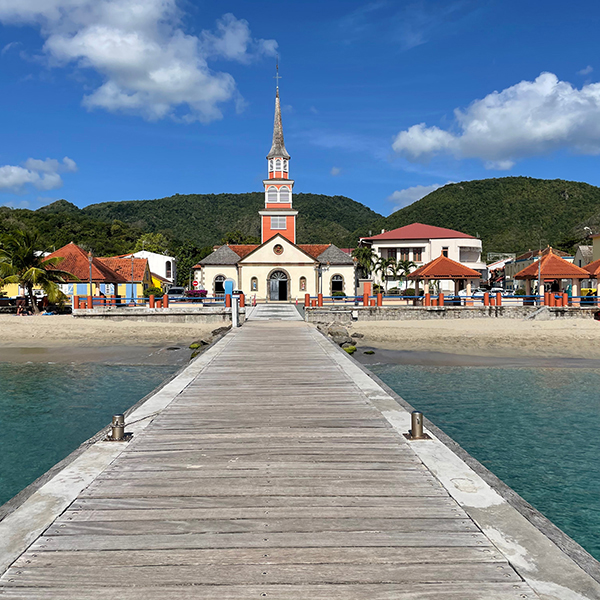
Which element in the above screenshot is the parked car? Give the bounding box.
[166,287,186,301]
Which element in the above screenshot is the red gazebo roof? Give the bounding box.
[584,258,600,278]
[514,250,589,280]
[408,255,482,280]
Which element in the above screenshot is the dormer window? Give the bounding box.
[275,158,282,171]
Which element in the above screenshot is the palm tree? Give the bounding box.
[0,230,77,314]
[396,259,417,292]
[351,246,377,278]
[375,256,396,294]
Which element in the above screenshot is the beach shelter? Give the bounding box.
[408,254,481,297]
[514,248,589,302]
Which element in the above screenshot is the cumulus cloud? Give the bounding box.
[579,65,593,76]
[387,182,448,212]
[330,166,341,176]
[0,1,277,122]
[393,72,600,169]
[0,156,77,192]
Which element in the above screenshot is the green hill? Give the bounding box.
[82,192,380,248]
[378,177,600,255]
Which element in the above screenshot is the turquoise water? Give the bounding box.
[369,363,600,561]
[0,363,178,507]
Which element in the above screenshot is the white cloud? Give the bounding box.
[387,182,449,212]
[579,65,593,76]
[0,156,77,192]
[1,41,21,55]
[0,2,277,122]
[393,72,600,169]
[330,166,341,176]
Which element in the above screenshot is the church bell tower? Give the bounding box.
[260,66,297,244]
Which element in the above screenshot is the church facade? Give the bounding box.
[197,84,355,301]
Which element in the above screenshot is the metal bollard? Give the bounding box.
[111,414,125,441]
[411,411,424,439]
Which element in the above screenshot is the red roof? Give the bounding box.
[228,245,259,258]
[583,258,600,277]
[98,257,149,283]
[408,255,482,280]
[46,243,123,283]
[362,223,476,241]
[514,250,589,279]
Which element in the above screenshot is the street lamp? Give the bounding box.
[88,250,93,299]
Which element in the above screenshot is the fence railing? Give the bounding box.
[72,293,245,309]
[302,292,600,308]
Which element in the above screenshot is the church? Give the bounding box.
[196,82,355,302]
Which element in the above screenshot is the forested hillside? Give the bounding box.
[82,192,380,248]
[378,177,600,254]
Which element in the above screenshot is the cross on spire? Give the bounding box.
[274,59,282,89]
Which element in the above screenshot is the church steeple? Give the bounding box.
[267,88,290,160]
[261,64,297,244]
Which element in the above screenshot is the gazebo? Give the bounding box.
[514,249,589,304]
[408,255,481,304]
[583,258,600,300]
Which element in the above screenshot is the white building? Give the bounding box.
[122,250,177,286]
[360,223,485,292]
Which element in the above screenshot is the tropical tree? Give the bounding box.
[134,233,170,254]
[396,259,417,292]
[0,230,77,314]
[351,246,377,278]
[375,256,396,294]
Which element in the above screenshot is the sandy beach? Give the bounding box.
[0,315,216,347]
[350,319,600,360]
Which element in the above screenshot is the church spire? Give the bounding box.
[267,64,290,160]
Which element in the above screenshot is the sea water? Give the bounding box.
[0,362,178,507]
[369,362,600,561]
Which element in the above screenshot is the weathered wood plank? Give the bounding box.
[0,583,540,599]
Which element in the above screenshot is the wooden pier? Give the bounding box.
[1,304,598,598]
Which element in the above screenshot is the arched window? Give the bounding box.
[214,275,226,297]
[269,160,273,172]
[299,276,307,291]
[275,158,282,171]
[331,274,344,294]
[279,186,290,203]
[251,277,258,291]
[283,160,288,172]
[267,186,278,203]
[165,260,172,279]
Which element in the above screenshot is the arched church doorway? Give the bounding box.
[269,270,288,301]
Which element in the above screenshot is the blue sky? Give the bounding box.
[1,0,600,216]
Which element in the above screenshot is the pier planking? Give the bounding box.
[0,309,540,599]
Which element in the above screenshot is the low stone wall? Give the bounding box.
[305,305,597,325]
[73,306,242,323]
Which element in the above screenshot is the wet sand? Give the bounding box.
[0,315,217,365]
[349,319,600,360]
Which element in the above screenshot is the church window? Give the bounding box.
[267,186,278,203]
[269,160,273,172]
[214,275,226,297]
[300,276,307,291]
[251,277,258,291]
[275,158,282,171]
[271,216,286,230]
[165,261,172,279]
[283,160,288,172]
[279,187,290,203]
[331,274,344,294]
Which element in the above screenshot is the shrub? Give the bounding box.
[387,287,401,295]
[185,289,208,298]
[513,288,526,296]
[404,288,416,296]
[143,286,164,298]
[373,284,383,294]
[332,291,346,297]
